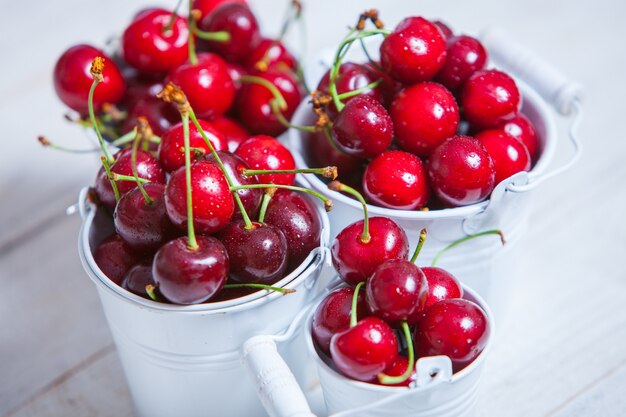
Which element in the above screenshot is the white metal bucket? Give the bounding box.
[77,176,333,417]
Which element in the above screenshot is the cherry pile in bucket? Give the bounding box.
[301,11,539,209]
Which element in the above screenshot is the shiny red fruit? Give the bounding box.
[476,129,531,184]
[121,261,156,299]
[421,267,463,308]
[377,356,414,387]
[499,114,539,162]
[461,69,521,129]
[93,234,143,285]
[234,135,296,185]
[305,131,364,187]
[121,98,179,137]
[436,35,487,93]
[246,38,297,72]
[212,116,250,152]
[192,0,247,20]
[433,20,454,39]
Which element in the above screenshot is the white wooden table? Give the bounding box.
[1,0,625,416]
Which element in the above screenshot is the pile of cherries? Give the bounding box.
[304,13,539,209]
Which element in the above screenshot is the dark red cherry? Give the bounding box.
[122,9,189,74]
[305,130,364,187]
[380,17,447,84]
[498,114,539,162]
[376,356,414,387]
[475,129,531,184]
[363,61,403,107]
[153,235,229,304]
[234,135,296,185]
[435,35,487,93]
[421,267,463,308]
[114,183,178,253]
[391,82,459,156]
[167,53,235,120]
[332,95,393,159]
[331,217,409,286]
[212,116,250,152]
[120,71,164,108]
[164,160,234,234]
[428,135,495,207]
[432,20,454,39]
[330,317,398,382]
[197,2,260,64]
[93,234,143,285]
[225,61,246,97]
[363,150,429,210]
[461,69,521,129]
[246,38,297,72]
[122,98,179,137]
[192,0,247,20]
[158,119,228,172]
[366,259,429,326]
[54,45,126,114]
[414,299,490,372]
[121,261,156,298]
[217,220,287,284]
[312,287,368,355]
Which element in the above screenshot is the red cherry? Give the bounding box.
[432,20,454,40]
[330,317,398,382]
[380,17,447,84]
[192,0,247,20]
[93,234,143,285]
[225,61,246,97]
[53,45,125,114]
[122,261,156,298]
[390,82,459,156]
[414,299,490,372]
[461,69,521,129]
[122,9,189,74]
[498,114,539,162]
[475,129,531,184]
[305,131,364,187]
[158,119,228,172]
[421,267,463,308]
[120,71,164,108]
[428,135,495,206]
[153,235,229,304]
[164,160,234,234]
[245,38,297,72]
[376,356,414,387]
[435,35,487,93]
[331,217,409,286]
[234,135,296,185]
[122,98,179,137]
[363,150,429,210]
[363,61,403,107]
[167,53,235,119]
[212,116,250,152]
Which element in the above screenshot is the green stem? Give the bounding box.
[243,166,337,180]
[270,100,315,132]
[240,75,287,110]
[145,284,158,301]
[131,129,154,205]
[335,78,382,101]
[223,283,295,295]
[328,181,369,243]
[111,131,160,147]
[163,0,184,33]
[192,27,231,41]
[111,174,150,183]
[257,188,275,223]
[101,156,120,202]
[378,321,414,385]
[187,0,198,65]
[182,112,199,250]
[350,281,365,328]
[431,230,506,267]
[359,37,383,71]
[88,79,114,163]
[37,136,99,154]
[410,229,428,263]
[230,184,333,212]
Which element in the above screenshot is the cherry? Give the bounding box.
[498,114,539,162]
[421,267,463,308]
[159,119,228,172]
[192,0,247,20]
[305,131,364,188]
[153,235,229,304]
[121,261,156,298]
[377,356,414,387]
[366,259,428,326]
[120,71,164,108]
[234,135,296,185]
[53,45,125,114]
[330,317,398,382]
[435,35,487,94]
[332,95,393,158]
[122,8,189,74]
[414,298,490,372]
[432,20,454,39]
[380,17,447,84]
[114,183,178,253]
[167,53,235,120]
[93,234,143,285]
[475,129,531,184]
[428,135,495,206]
[390,82,459,156]
[225,61,246,97]
[121,98,179,137]
[164,160,234,234]
[461,69,521,129]
[312,287,368,355]
[363,150,429,210]
[217,220,288,284]
[197,2,261,64]
[245,38,297,72]
[212,116,250,152]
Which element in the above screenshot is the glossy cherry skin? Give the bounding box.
[197,2,260,64]
[422,267,463,309]
[212,116,250,152]
[391,82,459,156]
[363,150,429,210]
[225,62,246,97]
[428,135,496,207]
[192,0,247,20]
[93,234,143,285]
[164,160,234,234]
[217,220,288,284]
[235,135,296,185]
[122,9,189,74]
[377,356,414,387]
[475,129,531,184]
[366,259,429,326]
[121,261,156,298]
[332,95,393,159]
[54,45,126,114]
[245,38,297,72]
[264,190,321,268]
[153,235,229,304]
[305,130,364,188]
[167,53,235,120]
[332,217,409,286]
[499,114,539,162]
[236,70,302,136]
[312,286,368,355]
[94,149,167,209]
[380,17,447,84]
[436,35,487,94]
[330,317,398,382]
[121,98,179,137]
[461,69,521,129]
[158,119,228,172]
[414,298,490,372]
[114,183,178,253]
[432,20,454,39]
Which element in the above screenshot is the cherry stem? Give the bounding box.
[145,284,158,301]
[100,156,120,202]
[181,112,199,250]
[240,75,288,110]
[350,281,365,328]
[111,130,160,147]
[278,0,302,40]
[88,59,114,163]
[163,0,184,33]
[359,37,383,71]
[180,146,206,158]
[328,181,369,243]
[257,188,276,223]
[111,174,150,183]
[410,229,428,264]
[335,78,382,101]
[431,230,506,267]
[230,184,333,212]
[131,128,153,205]
[223,283,295,295]
[187,0,198,65]
[37,136,100,154]
[192,27,231,41]
[243,166,338,180]
[270,100,315,132]
[378,321,414,385]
